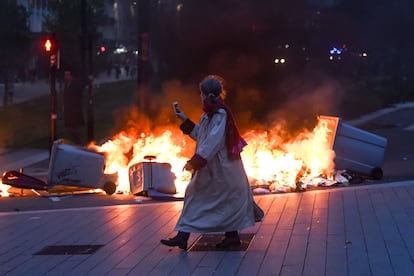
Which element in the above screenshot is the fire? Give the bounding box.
[90,116,336,194]
[242,117,336,192]
[89,127,194,194]
[0,179,10,197]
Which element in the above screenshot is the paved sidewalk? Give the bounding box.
[0,148,48,175]
[1,181,414,275]
[2,80,414,275]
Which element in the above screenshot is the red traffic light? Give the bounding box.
[44,39,52,52]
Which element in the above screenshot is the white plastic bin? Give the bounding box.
[129,162,176,195]
[47,140,117,194]
[319,116,388,179]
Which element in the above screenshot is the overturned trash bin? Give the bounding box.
[47,140,118,195]
[319,115,387,179]
[129,161,176,196]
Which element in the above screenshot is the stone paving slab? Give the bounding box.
[0,148,49,174]
[1,181,414,275]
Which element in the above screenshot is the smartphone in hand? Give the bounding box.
[173,101,180,113]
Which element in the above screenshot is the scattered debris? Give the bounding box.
[252,169,373,195]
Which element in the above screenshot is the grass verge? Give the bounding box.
[0,80,136,149]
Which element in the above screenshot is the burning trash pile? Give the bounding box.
[1,114,386,197]
[241,117,337,193]
[87,115,350,195]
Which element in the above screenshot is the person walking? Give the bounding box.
[63,69,84,145]
[161,75,263,251]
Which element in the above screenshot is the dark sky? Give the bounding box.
[150,0,414,134]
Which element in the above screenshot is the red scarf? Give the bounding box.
[203,98,247,159]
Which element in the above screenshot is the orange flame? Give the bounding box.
[89,127,194,194]
[242,117,335,191]
[0,179,10,197]
[90,116,336,194]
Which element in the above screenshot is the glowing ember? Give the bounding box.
[89,116,336,194]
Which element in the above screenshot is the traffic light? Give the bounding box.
[42,37,59,69]
[44,39,52,52]
[43,38,57,53]
[42,36,59,153]
[43,35,58,54]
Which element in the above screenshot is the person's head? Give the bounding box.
[199,75,226,102]
[64,70,73,82]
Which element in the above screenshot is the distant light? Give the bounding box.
[274,58,286,64]
[114,46,127,54]
[361,52,368,57]
[329,56,334,60]
[100,46,106,52]
[285,44,289,49]
[177,3,183,12]
[330,47,342,55]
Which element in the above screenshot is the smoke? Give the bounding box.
[112,69,344,148]
[0,129,5,148]
[111,80,202,142]
[266,70,345,141]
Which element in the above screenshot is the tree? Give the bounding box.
[0,0,30,106]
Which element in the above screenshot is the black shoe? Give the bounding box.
[160,236,188,250]
[216,237,241,249]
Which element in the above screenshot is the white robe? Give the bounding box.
[175,108,256,233]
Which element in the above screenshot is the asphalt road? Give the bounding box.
[1,105,414,213]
